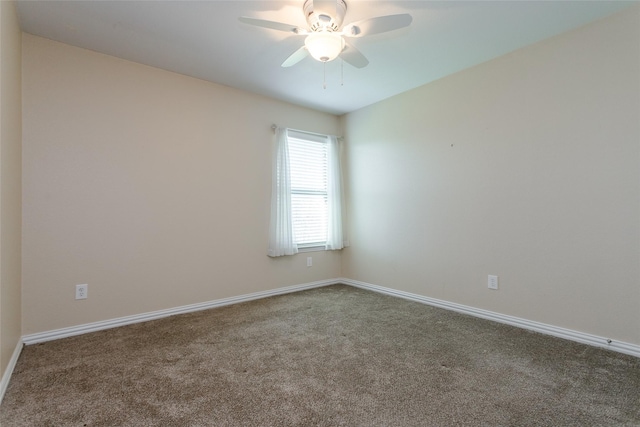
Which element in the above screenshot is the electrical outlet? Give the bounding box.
[307,257,313,267]
[76,284,88,300]
[488,275,498,290]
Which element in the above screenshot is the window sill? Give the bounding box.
[297,245,326,253]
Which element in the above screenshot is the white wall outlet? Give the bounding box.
[488,275,499,290]
[76,284,88,300]
[307,257,313,267]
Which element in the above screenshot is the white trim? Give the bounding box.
[0,339,23,404]
[20,277,640,359]
[22,279,339,345]
[339,278,640,358]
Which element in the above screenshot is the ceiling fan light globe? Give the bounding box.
[304,32,345,62]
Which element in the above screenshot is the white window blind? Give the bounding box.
[288,133,328,247]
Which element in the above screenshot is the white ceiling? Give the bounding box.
[16,1,634,115]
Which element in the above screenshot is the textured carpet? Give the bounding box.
[1,284,639,426]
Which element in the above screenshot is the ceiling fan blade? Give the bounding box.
[238,17,306,34]
[340,41,369,68]
[343,14,412,38]
[281,46,309,67]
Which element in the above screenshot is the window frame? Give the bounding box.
[287,130,330,250]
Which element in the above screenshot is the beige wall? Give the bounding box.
[0,0,22,377]
[342,8,640,344]
[22,35,341,335]
[19,7,640,346]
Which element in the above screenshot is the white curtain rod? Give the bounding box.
[271,124,342,140]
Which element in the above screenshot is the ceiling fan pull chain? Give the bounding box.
[341,58,344,86]
[323,61,327,89]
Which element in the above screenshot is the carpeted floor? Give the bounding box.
[1,284,639,426]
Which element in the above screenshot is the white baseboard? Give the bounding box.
[339,278,640,358]
[20,277,640,359]
[0,339,23,404]
[22,279,339,345]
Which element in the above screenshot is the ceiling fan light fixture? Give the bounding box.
[304,31,344,62]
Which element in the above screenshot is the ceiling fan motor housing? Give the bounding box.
[303,0,347,32]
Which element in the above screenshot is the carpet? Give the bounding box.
[1,284,639,426]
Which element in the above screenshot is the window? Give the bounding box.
[268,127,346,257]
[288,131,328,248]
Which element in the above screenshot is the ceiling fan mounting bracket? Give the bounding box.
[303,0,347,32]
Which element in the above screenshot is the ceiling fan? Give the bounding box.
[239,0,412,69]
